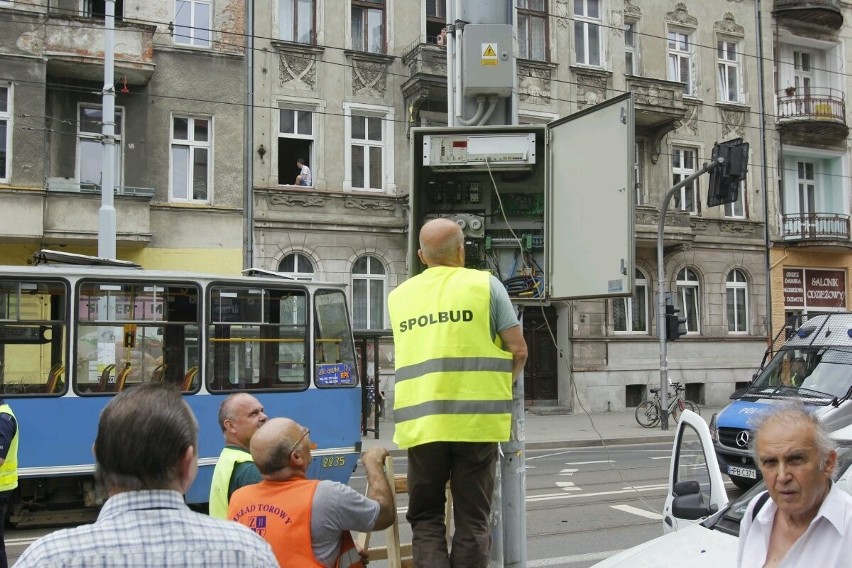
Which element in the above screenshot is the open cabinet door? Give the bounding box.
[546,93,634,300]
[663,410,729,534]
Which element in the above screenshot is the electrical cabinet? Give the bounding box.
[408,93,636,302]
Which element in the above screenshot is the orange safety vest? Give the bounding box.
[228,478,363,568]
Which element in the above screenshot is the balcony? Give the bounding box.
[401,40,448,125]
[776,88,848,141]
[774,0,843,30]
[44,16,156,84]
[781,213,850,244]
[626,76,687,163]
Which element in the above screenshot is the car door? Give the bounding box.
[663,409,729,533]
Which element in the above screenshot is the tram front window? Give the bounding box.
[76,282,200,394]
[0,280,67,395]
[314,289,357,387]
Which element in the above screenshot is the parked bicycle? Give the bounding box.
[635,382,700,428]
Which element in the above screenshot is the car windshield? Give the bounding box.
[749,346,852,402]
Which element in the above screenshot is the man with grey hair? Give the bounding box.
[737,405,852,567]
[15,383,278,567]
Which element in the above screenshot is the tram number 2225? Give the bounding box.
[321,456,347,468]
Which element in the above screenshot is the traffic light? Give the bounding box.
[707,138,749,207]
[665,304,688,341]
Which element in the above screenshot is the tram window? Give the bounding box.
[0,280,67,396]
[208,286,308,392]
[314,290,358,388]
[75,282,200,394]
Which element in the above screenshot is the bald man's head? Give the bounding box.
[250,417,311,476]
[418,218,464,268]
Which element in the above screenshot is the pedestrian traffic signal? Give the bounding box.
[665,304,688,341]
[707,138,749,207]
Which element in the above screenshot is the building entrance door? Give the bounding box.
[522,306,558,405]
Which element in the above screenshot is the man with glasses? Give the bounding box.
[228,417,395,567]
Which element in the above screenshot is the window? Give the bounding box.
[170,116,211,202]
[278,0,314,43]
[352,0,385,54]
[85,0,124,19]
[726,269,748,333]
[634,140,646,205]
[349,114,384,191]
[668,30,694,95]
[278,108,314,186]
[676,267,700,334]
[78,105,123,188]
[518,0,547,61]
[574,0,601,66]
[174,0,211,48]
[0,84,9,182]
[718,40,742,103]
[624,21,638,75]
[613,268,648,333]
[426,0,446,44]
[278,252,315,281]
[724,176,745,218]
[672,146,698,214]
[352,255,386,330]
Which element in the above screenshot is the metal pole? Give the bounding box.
[754,0,773,341]
[244,0,255,270]
[657,159,722,429]
[501,308,526,567]
[98,0,117,259]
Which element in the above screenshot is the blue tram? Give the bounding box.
[0,252,361,525]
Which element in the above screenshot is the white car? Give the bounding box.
[591,410,852,567]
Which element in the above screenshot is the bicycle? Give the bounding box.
[634,382,700,428]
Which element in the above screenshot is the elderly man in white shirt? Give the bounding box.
[737,405,852,568]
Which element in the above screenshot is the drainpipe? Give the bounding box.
[244,0,254,269]
[755,0,772,340]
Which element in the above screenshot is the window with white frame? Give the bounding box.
[352,255,386,330]
[613,268,648,333]
[348,113,385,191]
[726,269,748,333]
[426,0,446,44]
[170,116,211,202]
[78,105,123,188]
[624,21,639,75]
[574,0,601,67]
[668,30,694,95]
[718,40,742,103]
[278,108,314,186]
[174,0,211,48]
[676,267,700,334]
[672,146,698,214]
[278,252,315,280]
[518,0,547,61]
[351,0,385,54]
[0,84,10,182]
[724,176,745,218]
[278,0,314,43]
[634,140,646,206]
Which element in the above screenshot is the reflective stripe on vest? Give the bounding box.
[208,446,254,518]
[0,403,17,491]
[388,267,513,449]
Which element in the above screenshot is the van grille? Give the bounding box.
[719,427,752,450]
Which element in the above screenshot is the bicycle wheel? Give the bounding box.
[670,400,699,423]
[635,400,660,428]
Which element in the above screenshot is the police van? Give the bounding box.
[709,312,852,489]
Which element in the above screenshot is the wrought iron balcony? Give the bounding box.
[781,213,850,241]
[774,0,843,29]
[776,87,848,140]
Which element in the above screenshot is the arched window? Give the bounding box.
[613,268,648,333]
[726,269,748,333]
[278,252,315,281]
[352,255,386,330]
[676,267,700,334]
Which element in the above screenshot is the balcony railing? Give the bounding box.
[781,213,850,241]
[47,178,155,198]
[777,88,846,123]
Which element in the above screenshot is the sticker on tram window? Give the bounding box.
[321,456,347,468]
[316,363,355,386]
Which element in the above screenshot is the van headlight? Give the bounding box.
[709,413,718,443]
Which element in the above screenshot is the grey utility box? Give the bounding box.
[462,24,513,97]
[408,94,636,302]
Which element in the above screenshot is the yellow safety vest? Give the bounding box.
[0,403,18,491]
[388,267,513,449]
[208,446,254,518]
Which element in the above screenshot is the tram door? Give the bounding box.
[522,306,558,405]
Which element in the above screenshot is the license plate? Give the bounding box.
[728,465,757,479]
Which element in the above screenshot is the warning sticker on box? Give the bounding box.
[481,43,498,66]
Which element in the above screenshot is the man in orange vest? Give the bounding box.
[228,417,395,567]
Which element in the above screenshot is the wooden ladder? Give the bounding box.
[356,456,452,568]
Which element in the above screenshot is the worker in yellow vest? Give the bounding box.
[388,218,528,568]
[0,399,19,568]
[209,393,267,518]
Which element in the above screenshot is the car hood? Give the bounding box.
[591,523,736,567]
